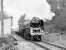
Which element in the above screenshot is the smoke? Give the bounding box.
[24,0,55,20]
[3,0,55,30]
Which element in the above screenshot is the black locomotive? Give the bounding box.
[16,17,44,41]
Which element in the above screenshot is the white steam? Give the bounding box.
[3,0,55,30]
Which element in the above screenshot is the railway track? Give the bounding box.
[30,41,66,50]
[42,41,66,50]
[12,32,66,50]
[31,41,51,50]
[11,33,50,50]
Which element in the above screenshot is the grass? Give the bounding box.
[0,34,17,50]
[43,33,66,47]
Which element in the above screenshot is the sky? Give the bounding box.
[1,0,55,30]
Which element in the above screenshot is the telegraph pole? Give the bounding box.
[1,0,4,37]
[11,16,13,34]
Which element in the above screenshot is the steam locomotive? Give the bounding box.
[16,17,44,41]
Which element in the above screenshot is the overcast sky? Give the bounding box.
[1,0,55,29]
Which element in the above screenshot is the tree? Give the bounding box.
[18,14,26,31]
[18,14,25,25]
[47,0,66,30]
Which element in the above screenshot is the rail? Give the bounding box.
[30,41,51,50]
[43,41,66,50]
